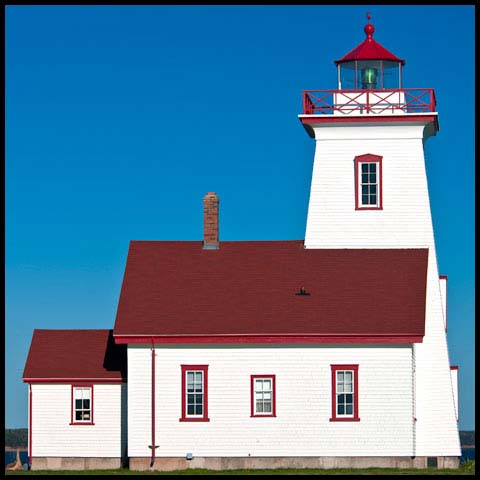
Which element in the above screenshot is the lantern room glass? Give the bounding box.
[338,60,402,90]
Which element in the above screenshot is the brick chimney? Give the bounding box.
[203,192,219,249]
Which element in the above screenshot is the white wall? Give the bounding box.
[304,124,434,249]
[128,344,414,458]
[302,121,460,457]
[30,383,127,458]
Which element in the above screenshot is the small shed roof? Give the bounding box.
[23,329,126,382]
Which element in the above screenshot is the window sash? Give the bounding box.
[359,162,379,207]
[73,386,92,423]
[185,370,204,417]
[336,370,354,417]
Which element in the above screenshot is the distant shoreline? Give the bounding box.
[5,446,28,451]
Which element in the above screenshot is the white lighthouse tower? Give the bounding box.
[299,15,461,465]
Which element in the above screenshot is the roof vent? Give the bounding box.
[295,286,310,296]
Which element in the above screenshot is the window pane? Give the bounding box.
[345,372,352,382]
[369,163,376,173]
[195,372,202,383]
[256,401,263,413]
[75,411,82,421]
[362,185,368,195]
[75,399,82,409]
[187,405,194,415]
[337,383,344,393]
[195,383,202,393]
[187,372,194,383]
[195,394,203,404]
[187,394,194,405]
[187,384,194,392]
[337,404,345,415]
[346,394,353,403]
[338,393,346,404]
[346,404,353,415]
[83,412,90,420]
[369,194,377,205]
[75,389,83,400]
[263,392,271,400]
[195,404,203,415]
[370,185,377,194]
[255,379,263,390]
[361,164,368,173]
[337,372,344,382]
[370,172,376,183]
[361,194,369,205]
[83,399,90,409]
[263,401,272,413]
[263,380,271,391]
[255,392,262,400]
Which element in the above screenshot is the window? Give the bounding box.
[251,375,276,417]
[70,385,94,425]
[180,365,209,422]
[330,365,360,422]
[354,154,383,210]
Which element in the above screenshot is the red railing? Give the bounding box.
[302,88,436,115]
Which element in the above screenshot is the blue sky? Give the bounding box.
[6,5,474,430]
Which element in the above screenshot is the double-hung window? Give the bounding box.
[354,154,383,210]
[330,365,360,422]
[251,375,276,417]
[180,365,209,422]
[70,385,94,425]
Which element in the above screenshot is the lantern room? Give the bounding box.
[334,15,405,90]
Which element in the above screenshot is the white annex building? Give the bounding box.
[23,18,461,471]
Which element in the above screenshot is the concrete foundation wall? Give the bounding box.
[31,457,122,470]
[129,456,460,471]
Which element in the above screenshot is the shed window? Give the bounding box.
[70,385,94,425]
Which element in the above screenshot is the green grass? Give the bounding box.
[5,461,475,475]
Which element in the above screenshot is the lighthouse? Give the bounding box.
[299,15,461,464]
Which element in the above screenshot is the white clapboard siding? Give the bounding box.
[128,345,414,458]
[303,122,460,457]
[31,383,127,458]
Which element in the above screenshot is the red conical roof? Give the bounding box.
[335,16,405,65]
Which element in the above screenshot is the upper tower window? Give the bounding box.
[354,154,383,210]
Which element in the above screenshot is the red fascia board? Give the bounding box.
[300,115,437,126]
[450,365,459,370]
[439,275,448,280]
[113,334,423,345]
[23,378,125,383]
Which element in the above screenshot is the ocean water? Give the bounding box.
[4,448,475,467]
[4,450,28,468]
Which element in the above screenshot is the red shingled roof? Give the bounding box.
[23,329,126,382]
[113,241,427,342]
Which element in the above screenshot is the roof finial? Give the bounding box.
[364,12,375,40]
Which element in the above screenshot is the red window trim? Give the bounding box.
[250,374,277,418]
[354,153,383,210]
[330,365,360,422]
[179,365,209,422]
[70,384,94,426]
